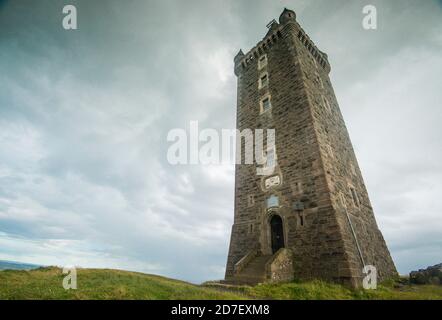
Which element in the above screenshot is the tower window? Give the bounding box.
[350,163,356,176]
[259,73,269,89]
[260,96,272,113]
[350,187,360,208]
[315,73,324,88]
[323,96,331,112]
[339,192,347,208]
[294,181,303,194]
[313,58,318,69]
[258,54,267,70]
[299,213,305,227]
[247,194,255,207]
[327,145,334,158]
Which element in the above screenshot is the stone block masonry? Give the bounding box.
[225,8,397,287]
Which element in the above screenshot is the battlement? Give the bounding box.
[234,25,284,75]
[296,26,330,72]
[234,9,331,76]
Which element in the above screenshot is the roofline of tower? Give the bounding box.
[236,23,285,63]
[234,19,331,75]
[295,23,331,71]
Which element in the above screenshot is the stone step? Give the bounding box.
[247,261,268,267]
[242,267,266,274]
[230,276,266,285]
[229,254,274,285]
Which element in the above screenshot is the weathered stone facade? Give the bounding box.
[265,248,294,283]
[225,8,397,287]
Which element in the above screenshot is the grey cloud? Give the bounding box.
[0,0,441,282]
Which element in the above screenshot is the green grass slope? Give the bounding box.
[0,267,245,300]
[0,267,441,300]
[241,280,442,300]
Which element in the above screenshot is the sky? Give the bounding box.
[0,0,441,283]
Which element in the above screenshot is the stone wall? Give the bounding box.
[225,9,397,287]
[265,248,294,283]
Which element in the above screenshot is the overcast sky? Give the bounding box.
[0,0,441,283]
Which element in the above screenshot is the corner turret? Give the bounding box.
[234,49,245,76]
[279,8,296,24]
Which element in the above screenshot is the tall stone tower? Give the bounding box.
[225,8,397,287]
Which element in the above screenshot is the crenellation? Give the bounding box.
[236,28,284,72]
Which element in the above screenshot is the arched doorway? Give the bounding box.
[270,214,284,254]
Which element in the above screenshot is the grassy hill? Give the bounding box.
[0,267,441,300]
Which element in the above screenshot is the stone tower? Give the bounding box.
[225,8,397,287]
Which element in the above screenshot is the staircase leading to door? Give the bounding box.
[224,254,273,285]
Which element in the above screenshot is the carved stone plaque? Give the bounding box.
[265,175,281,189]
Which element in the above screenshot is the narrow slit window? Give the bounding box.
[350,187,360,208]
[315,74,324,88]
[293,181,303,194]
[247,194,255,207]
[340,192,347,208]
[327,145,334,158]
[323,96,331,112]
[350,163,356,175]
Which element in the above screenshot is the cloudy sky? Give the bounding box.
[0,0,441,283]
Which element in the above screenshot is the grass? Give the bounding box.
[0,267,441,300]
[0,267,246,300]
[242,280,442,300]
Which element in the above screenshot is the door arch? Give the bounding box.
[270,214,285,254]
